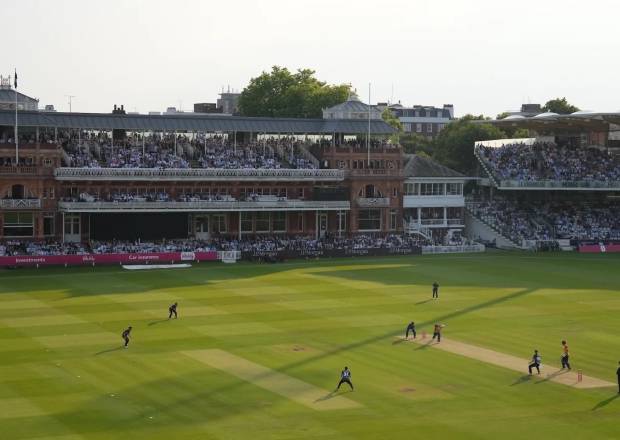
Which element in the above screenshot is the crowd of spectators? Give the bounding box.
[61,133,318,170]
[469,199,620,243]
[477,142,620,182]
[214,233,426,253]
[0,240,89,256]
[0,234,427,257]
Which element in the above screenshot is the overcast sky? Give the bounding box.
[4,0,620,116]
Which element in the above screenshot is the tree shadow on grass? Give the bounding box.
[592,394,619,410]
[85,288,536,423]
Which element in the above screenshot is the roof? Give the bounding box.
[403,154,465,178]
[324,96,381,115]
[486,112,620,132]
[0,110,396,134]
[0,89,38,103]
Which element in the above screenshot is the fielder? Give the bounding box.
[336,366,354,391]
[122,326,132,348]
[168,302,178,319]
[432,282,440,299]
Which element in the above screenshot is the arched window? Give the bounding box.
[360,184,382,198]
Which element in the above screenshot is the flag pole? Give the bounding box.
[367,82,371,166]
[14,69,18,164]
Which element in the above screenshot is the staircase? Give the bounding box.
[464,206,521,249]
[297,143,320,168]
[403,220,432,241]
[474,147,500,187]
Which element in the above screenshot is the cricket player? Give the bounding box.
[122,326,132,348]
[168,302,178,319]
[561,340,571,370]
[616,361,620,394]
[405,321,417,339]
[336,366,354,391]
[432,282,439,299]
[528,349,542,375]
[432,323,443,343]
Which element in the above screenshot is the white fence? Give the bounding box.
[421,244,486,254]
[217,250,241,263]
[54,167,346,181]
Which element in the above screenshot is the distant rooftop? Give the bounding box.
[404,154,465,178]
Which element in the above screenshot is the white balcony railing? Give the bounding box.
[58,199,350,212]
[356,197,390,208]
[405,218,464,228]
[497,179,620,190]
[1,199,42,209]
[54,167,346,181]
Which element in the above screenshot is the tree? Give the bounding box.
[381,108,402,131]
[433,119,506,174]
[398,132,433,155]
[496,112,510,120]
[542,97,580,114]
[238,66,351,118]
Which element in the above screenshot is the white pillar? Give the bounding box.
[315,210,319,240]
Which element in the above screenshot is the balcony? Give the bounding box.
[58,199,350,213]
[406,218,464,228]
[356,197,390,208]
[497,179,620,191]
[0,166,38,175]
[1,198,41,209]
[54,167,346,182]
[349,169,402,177]
[403,194,465,208]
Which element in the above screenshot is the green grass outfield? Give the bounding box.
[1,251,619,439]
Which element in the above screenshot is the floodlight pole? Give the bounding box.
[367,82,371,165]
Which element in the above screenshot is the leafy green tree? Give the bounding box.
[542,97,580,114]
[496,112,510,120]
[433,119,505,174]
[381,108,402,131]
[238,66,350,118]
[398,133,433,155]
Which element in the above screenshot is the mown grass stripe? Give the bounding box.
[182,349,361,410]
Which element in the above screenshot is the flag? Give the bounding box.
[14,69,17,89]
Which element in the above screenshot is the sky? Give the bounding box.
[3,0,620,117]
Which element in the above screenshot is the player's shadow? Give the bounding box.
[534,369,567,385]
[94,346,124,356]
[414,299,433,305]
[414,340,436,350]
[314,391,337,402]
[511,375,533,386]
[316,389,354,403]
[148,319,169,326]
[592,394,619,411]
[392,338,407,345]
